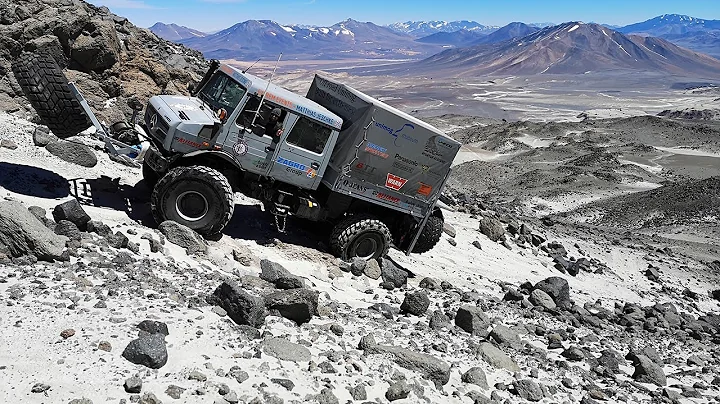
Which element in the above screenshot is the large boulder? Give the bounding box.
[45,140,98,167]
[121,334,167,369]
[264,288,319,325]
[479,217,505,242]
[455,305,490,337]
[70,19,121,71]
[158,221,207,254]
[52,199,91,231]
[631,355,666,386]
[261,337,311,363]
[380,258,408,288]
[477,342,520,372]
[533,277,571,309]
[260,259,303,288]
[0,200,66,261]
[207,282,266,328]
[400,290,430,316]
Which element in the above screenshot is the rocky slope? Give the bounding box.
[0,0,207,124]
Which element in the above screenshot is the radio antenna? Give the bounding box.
[250,52,283,128]
[242,58,261,74]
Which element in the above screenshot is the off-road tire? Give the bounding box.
[11,53,91,139]
[330,214,392,261]
[142,160,160,189]
[411,216,444,254]
[150,165,235,236]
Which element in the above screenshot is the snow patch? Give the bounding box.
[568,24,580,32]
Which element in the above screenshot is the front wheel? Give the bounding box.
[150,166,235,236]
[330,214,392,261]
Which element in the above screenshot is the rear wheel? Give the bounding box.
[330,214,392,261]
[411,216,444,254]
[11,52,91,138]
[150,166,235,236]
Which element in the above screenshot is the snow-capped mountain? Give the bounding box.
[415,22,720,76]
[149,22,206,41]
[387,20,497,37]
[178,19,443,60]
[619,14,720,57]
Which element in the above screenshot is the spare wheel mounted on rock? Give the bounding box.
[11,52,91,139]
[150,166,235,236]
[330,214,393,261]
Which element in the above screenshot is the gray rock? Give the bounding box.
[260,259,293,283]
[52,199,91,231]
[70,19,121,71]
[46,140,98,167]
[1,139,17,149]
[347,384,367,401]
[443,222,457,238]
[627,346,663,366]
[188,370,207,382]
[386,380,410,401]
[0,200,66,261]
[261,337,311,362]
[68,399,93,404]
[275,276,304,290]
[429,310,451,330]
[419,277,440,290]
[631,354,666,386]
[515,379,543,402]
[165,384,185,399]
[31,383,51,393]
[228,366,249,384]
[264,288,319,325]
[363,343,450,387]
[479,217,504,242]
[139,392,162,404]
[329,323,344,336]
[54,220,81,241]
[455,306,490,336]
[207,281,266,328]
[400,290,430,316]
[87,220,112,236]
[271,378,295,391]
[158,221,207,254]
[529,289,556,310]
[597,350,622,373]
[318,361,337,373]
[561,347,585,361]
[489,324,522,349]
[380,258,408,288]
[533,277,571,309]
[350,257,366,276]
[121,333,168,369]
[124,377,142,393]
[477,342,520,372]
[461,367,488,389]
[33,126,57,146]
[315,388,339,404]
[107,231,129,249]
[363,259,381,279]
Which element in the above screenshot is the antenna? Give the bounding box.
[243,58,261,74]
[250,52,283,129]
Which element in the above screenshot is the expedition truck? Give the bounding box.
[12,54,461,260]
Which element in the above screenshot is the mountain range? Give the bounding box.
[149,14,720,76]
[414,22,720,77]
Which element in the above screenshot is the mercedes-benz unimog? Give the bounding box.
[12,54,461,260]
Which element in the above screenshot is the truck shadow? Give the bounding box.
[0,162,71,199]
[67,176,156,227]
[221,205,334,252]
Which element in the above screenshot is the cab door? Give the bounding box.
[266,114,336,190]
[228,97,289,175]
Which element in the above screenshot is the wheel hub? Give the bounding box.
[175,190,209,222]
[352,233,381,259]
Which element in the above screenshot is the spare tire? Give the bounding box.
[11,53,91,139]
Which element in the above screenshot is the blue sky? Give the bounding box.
[88,0,720,32]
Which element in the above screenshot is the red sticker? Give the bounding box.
[418,183,433,196]
[385,173,408,190]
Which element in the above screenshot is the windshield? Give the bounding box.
[197,72,246,112]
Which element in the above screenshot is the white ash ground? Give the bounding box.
[0,112,719,404]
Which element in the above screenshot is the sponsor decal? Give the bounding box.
[174,136,208,149]
[437,137,456,149]
[353,162,377,175]
[252,159,269,169]
[340,179,368,193]
[422,136,451,164]
[364,142,389,158]
[372,190,400,204]
[417,183,433,197]
[233,139,248,156]
[253,89,342,129]
[385,173,408,191]
[392,161,414,173]
[394,154,418,166]
[277,157,316,178]
[375,122,418,146]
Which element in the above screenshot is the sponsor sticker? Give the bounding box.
[385,173,408,191]
[392,161,414,173]
[174,136,208,149]
[375,121,418,146]
[340,179,368,193]
[372,190,400,204]
[277,157,316,178]
[394,154,418,166]
[233,139,248,156]
[418,183,433,197]
[364,142,389,158]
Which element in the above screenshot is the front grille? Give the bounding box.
[145,105,170,138]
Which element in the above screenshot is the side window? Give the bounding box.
[285,117,332,154]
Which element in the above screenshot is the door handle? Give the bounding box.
[311,162,320,169]
[265,147,275,153]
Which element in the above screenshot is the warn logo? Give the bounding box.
[385,173,408,191]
